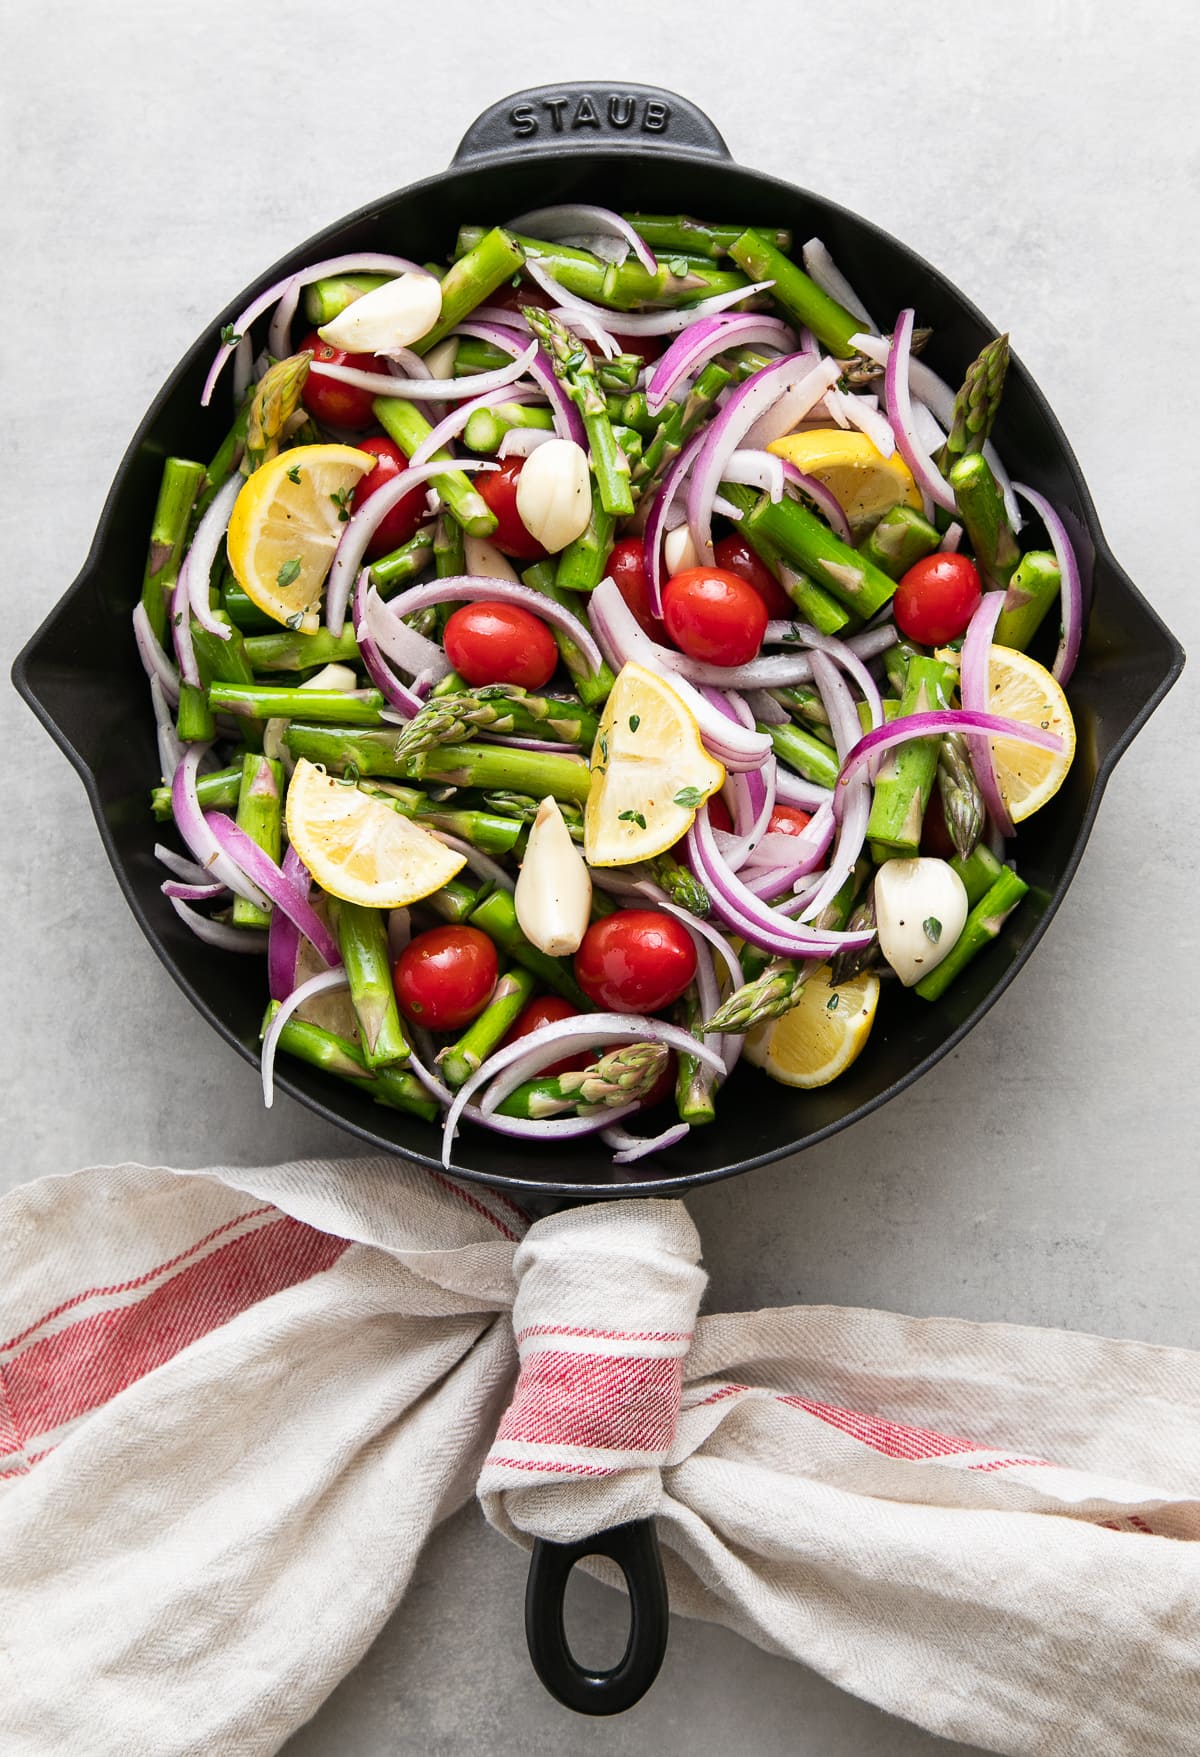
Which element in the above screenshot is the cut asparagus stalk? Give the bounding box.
[370,398,497,537]
[496,1043,667,1119]
[231,755,282,930]
[914,866,1029,1000]
[439,967,537,1090]
[727,229,861,357]
[994,551,1062,652]
[332,900,410,1068]
[141,457,205,640]
[468,889,593,1009]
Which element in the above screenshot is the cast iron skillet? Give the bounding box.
[12,84,1185,1716]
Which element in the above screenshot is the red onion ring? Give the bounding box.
[795,651,872,922]
[205,813,342,967]
[884,309,956,515]
[774,767,835,811]
[825,387,896,460]
[353,576,428,719]
[939,522,963,553]
[959,589,1014,836]
[360,584,450,683]
[171,744,268,905]
[166,894,269,952]
[185,476,240,641]
[455,321,584,446]
[261,967,352,1107]
[155,844,210,884]
[1012,482,1084,685]
[309,341,538,403]
[775,461,854,544]
[801,238,876,330]
[601,1121,691,1162]
[522,258,775,338]
[833,709,1064,817]
[407,383,542,468]
[150,676,183,780]
[644,428,707,615]
[132,603,181,705]
[268,844,311,1002]
[171,560,199,688]
[429,832,514,894]
[161,878,227,902]
[509,204,659,275]
[646,314,797,413]
[379,575,604,676]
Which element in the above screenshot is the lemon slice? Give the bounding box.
[766,428,921,532]
[985,646,1076,824]
[584,662,725,866]
[226,444,376,631]
[285,759,466,907]
[744,963,879,1088]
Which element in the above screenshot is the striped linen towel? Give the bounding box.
[1,1156,1198,1757]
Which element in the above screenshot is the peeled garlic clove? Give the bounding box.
[464,535,520,582]
[663,523,700,575]
[514,796,593,957]
[514,438,592,552]
[300,662,360,693]
[874,857,969,987]
[421,337,460,380]
[317,272,442,354]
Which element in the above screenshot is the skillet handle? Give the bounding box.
[524,1517,669,1715]
[453,83,730,164]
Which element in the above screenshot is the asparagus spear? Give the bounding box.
[457,227,751,310]
[595,354,644,392]
[633,361,731,496]
[244,626,361,673]
[463,403,555,453]
[176,684,214,743]
[392,687,597,758]
[949,453,1019,590]
[371,526,436,596]
[761,720,840,791]
[716,483,850,634]
[729,485,898,617]
[703,959,805,1034]
[370,398,497,537]
[810,861,869,936]
[210,684,385,726]
[521,561,615,711]
[141,457,205,640]
[915,866,1029,1001]
[480,790,584,841]
[866,655,956,861]
[303,273,391,325]
[522,307,633,516]
[231,755,282,930]
[261,1006,438,1121]
[828,882,880,987]
[496,1043,668,1120]
[994,551,1061,652]
[936,732,986,861]
[468,889,593,1009]
[624,214,792,260]
[773,685,831,729]
[425,879,482,924]
[243,353,311,474]
[362,783,522,854]
[948,843,1004,909]
[644,854,711,917]
[282,722,592,802]
[935,334,1010,477]
[433,509,465,588]
[674,988,716,1126]
[152,764,241,820]
[556,494,616,594]
[222,572,276,631]
[332,900,410,1068]
[439,967,537,1089]
[727,230,861,358]
[190,612,256,687]
[860,505,942,581]
[411,227,525,355]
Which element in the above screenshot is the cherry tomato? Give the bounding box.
[766,804,813,837]
[893,553,982,646]
[476,457,548,560]
[574,910,697,1014]
[920,789,957,860]
[713,533,793,620]
[661,567,768,667]
[707,792,734,834]
[499,995,589,1076]
[392,926,498,1032]
[350,437,428,558]
[298,328,389,429]
[443,601,558,690]
[607,537,660,638]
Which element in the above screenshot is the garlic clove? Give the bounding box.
[421,337,460,381]
[663,523,700,575]
[300,662,360,693]
[514,438,592,553]
[514,796,593,957]
[874,857,969,987]
[464,535,521,582]
[317,272,442,354]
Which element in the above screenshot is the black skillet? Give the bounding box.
[12,84,1185,1714]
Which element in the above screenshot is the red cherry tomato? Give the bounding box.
[350,437,428,558]
[476,457,548,560]
[766,804,813,837]
[392,926,498,1032]
[499,995,589,1077]
[574,910,697,1014]
[443,601,558,689]
[893,553,983,646]
[920,789,957,860]
[707,792,734,834]
[299,328,389,429]
[713,533,793,620]
[661,567,768,667]
[607,537,660,638]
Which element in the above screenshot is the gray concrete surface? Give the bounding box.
[3,2,1197,1751]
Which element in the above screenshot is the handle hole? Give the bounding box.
[563,1558,633,1674]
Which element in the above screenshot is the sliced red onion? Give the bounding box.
[743,806,836,880]
[150,676,184,780]
[171,561,199,688]
[166,894,269,952]
[185,475,240,640]
[588,580,772,770]
[776,461,853,543]
[723,448,785,501]
[498,428,556,460]
[430,832,514,893]
[742,356,840,449]
[407,383,542,468]
[155,843,210,884]
[690,355,843,563]
[801,238,876,330]
[746,688,788,726]
[1012,482,1084,685]
[380,575,603,675]
[910,398,948,465]
[939,522,963,553]
[700,686,755,732]
[765,620,887,732]
[718,748,776,871]
[353,576,428,719]
[795,651,872,922]
[325,457,497,636]
[132,602,181,705]
[360,583,450,683]
[171,745,268,905]
[466,304,534,331]
[834,708,1064,815]
[959,589,1015,836]
[822,389,849,430]
[268,844,311,1002]
[454,321,584,446]
[509,205,659,276]
[161,878,228,902]
[644,428,707,615]
[310,340,537,402]
[549,306,620,358]
[825,386,895,459]
[522,258,776,337]
[646,314,797,413]
[602,1121,691,1163]
[884,309,955,515]
[774,767,835,811]
[205,813,342,967]
[261,968,352,1108]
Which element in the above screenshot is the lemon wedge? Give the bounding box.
[985,646,1076,823]
[226,444,376,631]
[583,662,724,866]
[285,759,465,908]
[767,427,921,532]
[744,963,879,1088]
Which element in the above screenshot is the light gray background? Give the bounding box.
[4,3,1197,1752]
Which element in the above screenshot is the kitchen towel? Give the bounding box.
[1,1155,1197,1757]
